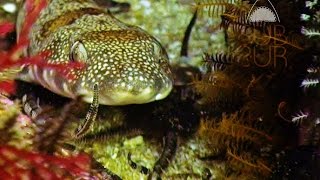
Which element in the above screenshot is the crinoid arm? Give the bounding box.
[126,130,178,179]
[127,152,150,175]
[74,83,99,139]
[148,130,178,180]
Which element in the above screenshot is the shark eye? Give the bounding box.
[70,41,88,62]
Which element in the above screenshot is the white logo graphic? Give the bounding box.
[247,0,280,22]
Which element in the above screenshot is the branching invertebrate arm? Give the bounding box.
[180,9,198,57]
[148,130,178,180]
[74,83,99,138]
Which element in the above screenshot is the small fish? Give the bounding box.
[17,0,173,105]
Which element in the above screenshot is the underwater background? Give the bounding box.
[0,0,320,179]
